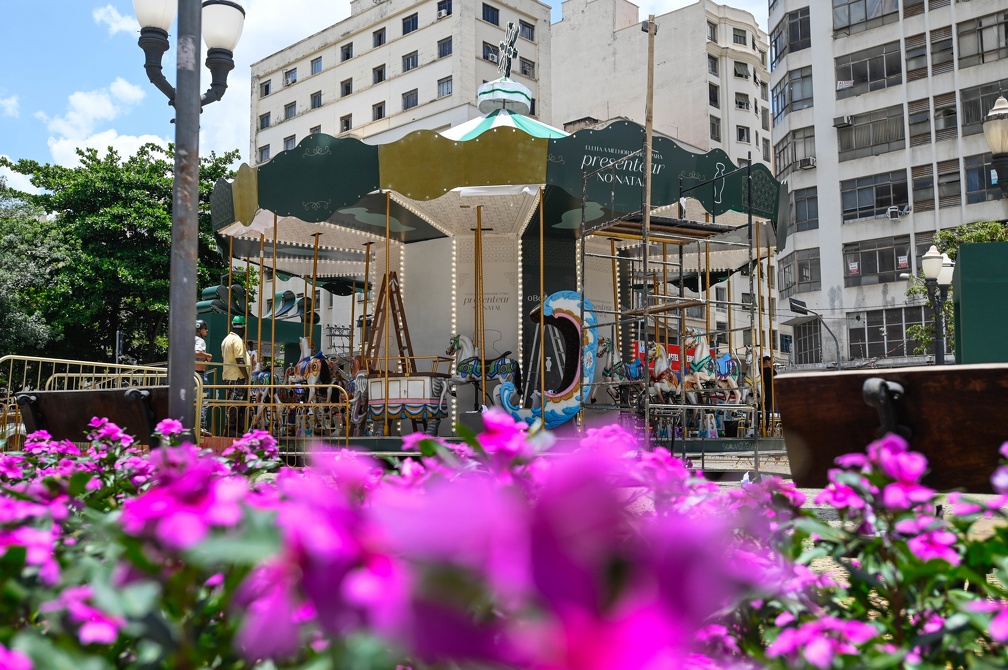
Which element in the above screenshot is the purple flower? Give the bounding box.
[0,644,31,670]
[86,417,135,447]
[992,466,1008,494]
[878,447,928,484]
[814,481,865,509]
[907,530,959,565]
[234,563,307,661]
[41,586,124,645]
[767,617,877,668]
[154,418,185,437]
[881,482,934,510]
[991,605,1008,642]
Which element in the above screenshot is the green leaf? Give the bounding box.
[186,521,281,567]
[791,518,849,543]
[69,471,95,497]
[0,546,27,581]
[11,630,111,670]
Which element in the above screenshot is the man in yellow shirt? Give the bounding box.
[221,315,250,436]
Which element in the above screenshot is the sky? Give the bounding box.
[0,0,767,193]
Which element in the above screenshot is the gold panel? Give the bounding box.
[379,129,548,200]
[231,163,259,226]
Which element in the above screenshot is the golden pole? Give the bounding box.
[361,241,372,363]
[383,191,391,436]
[755,222,765,435]
[609,238,620,345]
[476,207,487,407]
[767,235,776,435]
[257,235,265,367]
[349,280,356,363]
[227,236,234,326]
[705,242,711,337]
[245,256,251,327]
[661,242,668,350]
[539,188,546,413]
[271,214,278,438]
[309,232,321,352]
[727,275,733,352]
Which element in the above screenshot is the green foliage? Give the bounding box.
[0,144,239,363]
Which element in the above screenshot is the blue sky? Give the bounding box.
[0,0,766,192]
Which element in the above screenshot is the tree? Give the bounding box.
[905,220,1008,356]
[0,179,74,356]
[0,144,239,363]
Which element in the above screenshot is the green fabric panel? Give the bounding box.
[379,129,547,200]
[259,133,380,222]
[210,177,235,232]
[546,120,781,224]
[509,112,567,138]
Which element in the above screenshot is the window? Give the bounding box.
[438,37,452,59]
[965,154,1005,203]
[340,115,351,133]
[530,97,536,116]
[710,115,721,142]
[260,79,272,97]
[340,44,353,62]
[373,28,386,47]
[912,163,935,212]
[848,307,926,360]
[736,126,750,143]
[762,107,770,131]
[960,78,1008,136]
[789,187,818,234]
[437,0,452,16]
[707,55,718,75]
[793,320,822,365]
[840,170,908,221]
[832,0,899,35]
[373,65,386,84]
[519,57,535,78]
[259,112,270,129]
[837,105,905,161]
[373,102,385,121]
[937,159,961,209]
[762,137,771,162]
[483,42,499,61]
[284,102,296,119]
[933,92,958,142]
[958,11,1008,69]
[402,13,418,34]
[773,126,815,177]
[930,27,954,75]
[843,235,911,287]
[908,98,931,147]
[258,145,270,163]
[340,79,352,97]
[904,0,924,16]
[438,76,452,98]
[708,83,719,108]
[770,8,810,68]
[733,28,746,45]
[715,287,727,310]
[482,3,499,25]
[905,34,928,81]
[403,51,418,72]
[311,57,322,75]
[402,89,418,110]
[771,66,812,125]
[834,41,902,99]
[736,93,751,111]
[707,21,717,42]
[761,82,768,102]
[310,125,321,134]
[778,247,820,299]
[283,68,297,86]
[310,91,322,109]
[733,61,750,79]
[283,135,295,151]
[780,334,792,354]
[519,19,534,41]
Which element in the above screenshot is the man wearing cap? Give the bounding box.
[195,320,213,432]
[221,316,251,436]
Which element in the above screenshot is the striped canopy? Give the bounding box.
[440,109,568,141]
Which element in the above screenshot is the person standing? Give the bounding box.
[195,320,213,432]
[221,316,251,436]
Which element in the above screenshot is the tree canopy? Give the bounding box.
[0,144,239,363]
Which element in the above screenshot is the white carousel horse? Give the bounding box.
[684,328,742,403]
[590,337,647,403]
[646,342,683,404]
[294,336,352,435]
[347,369,370,437]
[441,334,521,410]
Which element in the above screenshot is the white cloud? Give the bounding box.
[48,129,168,168]
[198,0,351,163]
[93,4,139,35]
[0,95,18,118]
[0,159,40,194]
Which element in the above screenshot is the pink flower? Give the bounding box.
[41,586,124,646]
[907,530,959,565]
[154,418,185,437]
[866,433,908,463]
[0,644,31,670]
[881,482,934,510]
[234,563,307,661]
[86,417,135,447]
[767,617,877,668]
[814,481,865,509]
[478,408,530,459]
[992,466,1008,494]
[878,448,928,484]
[991,606,1008,642]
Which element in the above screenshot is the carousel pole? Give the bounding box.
[766,235,775,435]
[661,242,668,351]
[257,235,264,369]
[361,241,373,366]
[642,14,656,437]
[303,277,309,340]
[227,236,234,326]
[383,191,391,436]
[271,214,278,438]
[609,237,620,346]
[349,280,356,364]
[727,275,733,352]
[755,219,764,436]
[309,232,321,352]
[539,187,546,415]
[705,242,711,338]
[476,205,487,408]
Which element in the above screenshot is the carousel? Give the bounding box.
[208,25,784,455]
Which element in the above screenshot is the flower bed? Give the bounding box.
[1,411,1007,668]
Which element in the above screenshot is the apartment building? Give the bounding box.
[249,0,552,162]
[553,0,785,359]
[769,0,1006,368]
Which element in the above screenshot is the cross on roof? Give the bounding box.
[499,22,519,78]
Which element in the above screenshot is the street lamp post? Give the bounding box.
[983,95,1008,197]
[921,245,954,366]
[132,0,245,430]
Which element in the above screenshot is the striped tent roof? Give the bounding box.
[440,108,568,141]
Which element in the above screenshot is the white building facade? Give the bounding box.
[552,0,786,361]
[769,0,1006,368]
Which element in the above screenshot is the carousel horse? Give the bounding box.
[347,369,370,437]
[646,342,684,404]
[684,328,742,403]
[294,337,351,434]
[442,334,522,409]
[590,337,646,404]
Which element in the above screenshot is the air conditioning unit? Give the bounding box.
[833,115,854,128]
[887,206,901,221]
[487,53,498,63]
[797,156,816,170]
[437,9,448,18]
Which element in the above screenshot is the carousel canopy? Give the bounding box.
[440,108,567,141]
